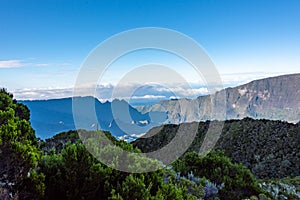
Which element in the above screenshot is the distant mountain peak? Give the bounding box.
[20,96,165,140]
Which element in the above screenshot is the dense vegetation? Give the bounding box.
[133,118,300,179]
[1,89,299,199]
[0,89,44,199]
[172,150,262,199]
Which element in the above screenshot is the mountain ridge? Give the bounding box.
[20,97,166,139]
[137,73,300,123]
[20,73,300,139]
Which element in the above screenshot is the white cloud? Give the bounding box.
[131,95,166,100]
[0,59,71,69]
[34,63,50,67]
[0,60,25,68]
[169,96,179,99]
[12,87,74,100]
[156,86,209,97]
[13,83,209,103]
[12,71,294,102]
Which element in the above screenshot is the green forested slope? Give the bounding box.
[133,118,300,179]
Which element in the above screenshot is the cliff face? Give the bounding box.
[224,73,300,121]
[138,73,300,123]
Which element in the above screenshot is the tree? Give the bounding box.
[0,88,44,199]
[39,142,110,200]
[172,150,263,199]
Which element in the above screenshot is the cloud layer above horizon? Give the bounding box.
[11,72,292,105]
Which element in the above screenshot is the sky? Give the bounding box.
[1,0,300,102]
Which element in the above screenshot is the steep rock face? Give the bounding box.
[138,73,300,123]
[224,73,300,121]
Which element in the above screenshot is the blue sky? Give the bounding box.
[1,0,300,101]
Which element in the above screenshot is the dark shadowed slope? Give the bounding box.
[132,118,300,179]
